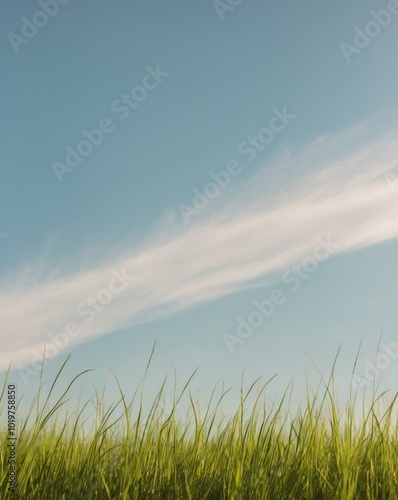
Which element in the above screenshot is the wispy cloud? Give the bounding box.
[2,120,398,370]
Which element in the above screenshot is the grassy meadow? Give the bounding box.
[1,348,398,500]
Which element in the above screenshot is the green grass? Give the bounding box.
[1,346,398,499]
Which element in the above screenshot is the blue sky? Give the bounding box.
[2,0,398,413]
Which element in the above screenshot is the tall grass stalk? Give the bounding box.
[1,348,398,499]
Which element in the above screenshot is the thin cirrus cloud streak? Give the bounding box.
[1,124,398,371]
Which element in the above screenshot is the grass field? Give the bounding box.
[1,347,398,499]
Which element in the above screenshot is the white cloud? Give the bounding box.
[1,122,398,370]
